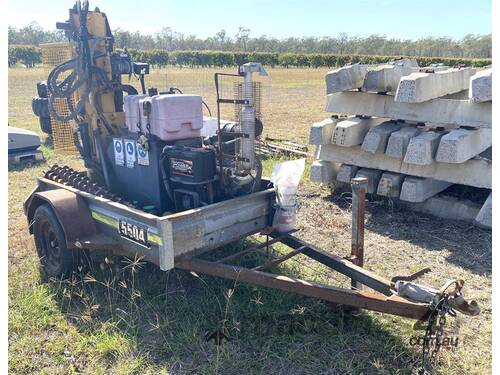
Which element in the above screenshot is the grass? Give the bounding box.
[8,67,492,374]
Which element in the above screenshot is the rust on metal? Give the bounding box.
[25,188,97,247]
[176,258,430,320]
[391,267,432,284]
[270,232,393,296]
[252,246,306,271]
[350,177,368,289]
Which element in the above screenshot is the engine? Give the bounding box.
[106,63,266,215]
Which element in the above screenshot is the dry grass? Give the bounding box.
[8,67,491,374]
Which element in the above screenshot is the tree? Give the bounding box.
[337,32,349,54]
[235,27,250,52]
[215,29,229,50]
[156,27,174,50]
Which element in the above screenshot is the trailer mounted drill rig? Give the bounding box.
[23,2,480,372]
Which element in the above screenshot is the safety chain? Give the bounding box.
[418,295,456,374]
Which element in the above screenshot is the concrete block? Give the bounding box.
[355,168,383,194]
[318,144,491,189]
[403,131,445,166]
[332,117,387,147]
[469,68,492,103]
[309,160,339,184]
[325,64,369,94]
[377,172,405,198]
[309,117,341,145]
[385,126,421,159]
[361,121,403,154]
[435,128,491,164]
[399,177,451,203]
[474,192,492,228]
[395,68,475,103]
[362,59,418,93]
[326,91,492,129]
[336,164,359,184]
[402,195,481,223]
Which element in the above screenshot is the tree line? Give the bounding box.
[8,46,491,69]
[9,22,492,58]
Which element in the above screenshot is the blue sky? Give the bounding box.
[8,0,491,40]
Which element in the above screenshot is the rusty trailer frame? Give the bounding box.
[25,174,432,321]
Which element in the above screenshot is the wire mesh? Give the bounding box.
[40,42,74,67]
[50,96,79,154]
[233,81,262,121]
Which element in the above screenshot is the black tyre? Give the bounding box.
[32,97,50,118]
[39,117,52,135]
[33,204,81,278]
[32,97,41,117]
[38,98,50,118]
[37,81,48,98]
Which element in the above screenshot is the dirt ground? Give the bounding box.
[8,67,491,374]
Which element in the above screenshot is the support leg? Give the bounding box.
[350,177,367,290]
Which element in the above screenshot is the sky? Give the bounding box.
[8,0,492,40]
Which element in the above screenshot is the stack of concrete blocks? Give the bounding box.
[309,61,492,228]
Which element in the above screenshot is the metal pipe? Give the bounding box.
[239,77,256,171]
[350,177,368,290]
[175,258,430,320]
[270,231,393,296]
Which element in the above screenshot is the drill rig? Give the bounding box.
[43,0,266,214]
[24,4,480,371]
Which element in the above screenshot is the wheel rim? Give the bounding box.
[39,219,62,273]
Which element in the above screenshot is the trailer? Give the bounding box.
[24,167,478,320]
[23,166,481,375]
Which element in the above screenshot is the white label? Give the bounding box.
[136,142,149,166]
[124,139,136,168]
[113,138,124,166]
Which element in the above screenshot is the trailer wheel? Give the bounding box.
[33,204,80,278]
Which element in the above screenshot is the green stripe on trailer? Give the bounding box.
[91,211,119,228]
[90,210,163,246]
[148,233,162,246]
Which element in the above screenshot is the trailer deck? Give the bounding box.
[27,176,275,270]
[24,173,456,321]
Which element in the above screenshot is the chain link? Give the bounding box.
[419,296,452,374]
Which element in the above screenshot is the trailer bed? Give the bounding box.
[31,177,275,270]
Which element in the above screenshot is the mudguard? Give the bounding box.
[24,187,97,248]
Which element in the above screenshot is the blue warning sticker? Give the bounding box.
[124,139,136,168]
[136,141,149,166]
[113,138,124,166]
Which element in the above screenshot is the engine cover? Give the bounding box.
[163,146,217,211]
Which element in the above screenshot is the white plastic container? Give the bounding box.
[270,159,306,233]
[138,94,203,141]
[123,94,147,133]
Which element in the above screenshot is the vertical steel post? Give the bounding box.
[350,177,368,290]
